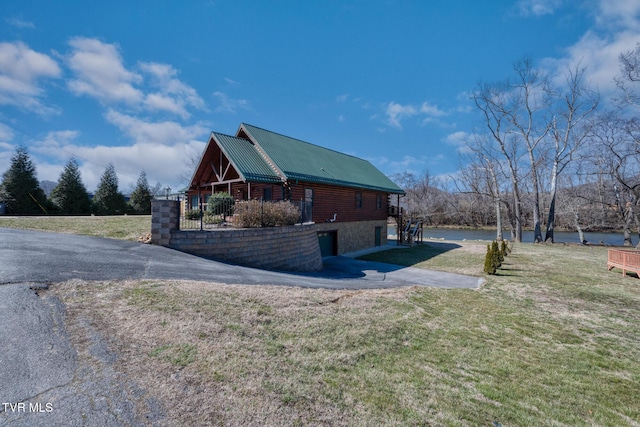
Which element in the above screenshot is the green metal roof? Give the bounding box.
[213,132,282,183]
[240,123,405,194]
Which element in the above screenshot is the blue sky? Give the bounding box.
[0,0,638,192]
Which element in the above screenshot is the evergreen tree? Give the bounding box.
[92,163,127,215]
[484,244,496,275]
[0,146,48,214]
[50,158,91,214]
[129,171,153,214]
[500,240,509,257]
[492,240,503,267]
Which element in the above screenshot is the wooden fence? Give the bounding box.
[608,249,640,277]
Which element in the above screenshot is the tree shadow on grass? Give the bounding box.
[492,262,525,276]
[357,242,462,267]
[296,242,465,281]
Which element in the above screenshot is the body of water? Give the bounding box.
[388,225,631,246]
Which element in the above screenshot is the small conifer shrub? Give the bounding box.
[484,244,497,275]
[500,240,509,257]
[492,240,503,267]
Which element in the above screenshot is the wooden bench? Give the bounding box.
[608,249,640,277]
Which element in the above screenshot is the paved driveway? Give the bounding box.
[0,228,481,426]
[0,228,482,289]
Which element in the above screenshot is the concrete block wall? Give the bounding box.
[168,224,323,272]
[150,202,385,270]
[151,200,180,246]
[316,220,388,254]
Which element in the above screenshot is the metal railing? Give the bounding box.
[180,199,312,230]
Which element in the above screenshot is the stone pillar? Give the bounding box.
[151,200,180,246]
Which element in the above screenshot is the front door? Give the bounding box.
[375,226,382,247]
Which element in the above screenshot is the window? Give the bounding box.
[302,188,314,223]
[376,194,382,209]
[355,192,362,209]
[304,187,314,205]
[190,195,199,210]
[263,187,272,201]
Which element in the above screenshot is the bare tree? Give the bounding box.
[457,133,516,240]
[544,64,599,242]
[616,43,640,107]
[589,112,640,247]
[178,147,203,188]
[391,170,446,224]
[474,74,530,242]
[508,59,552,243]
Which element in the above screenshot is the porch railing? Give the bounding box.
[607,249,640,277]
[180,199,312,230]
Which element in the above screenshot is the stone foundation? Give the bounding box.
[315,220,388,255]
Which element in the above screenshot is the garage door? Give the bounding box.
[318,231,337,257]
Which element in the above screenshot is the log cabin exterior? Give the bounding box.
[188,123,405,256]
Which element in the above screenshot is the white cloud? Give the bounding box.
[213,91,250,113]
[139,62,205,118]
[29,125,207,191]
[105,110,209,146]
[0,141,14,171]
[0,123,15,142]
[595,0,640,32]
[0,41,61,114]
[420,101,447,117]
[383,100,449,129]
[388,155,429,173]
[65,39,207,120]
[366,156,389,167]
[517,0,563,17]
[224,77,240,86]
[445,131,475,154]
[541,0,640,98]
[445,131,469,146]
[66,37,143,104]
[0,38,211,190]
[143,93,188,117]
[544,31,640,97]
[384,101,418,129]
[6,17,35,29]
[336,94,349,102]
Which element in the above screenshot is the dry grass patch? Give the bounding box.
[0,215,150,240]
[54,281,427,426]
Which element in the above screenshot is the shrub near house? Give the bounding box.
[233,200,300,227]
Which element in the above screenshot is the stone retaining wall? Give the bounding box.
[151,200,322,272]
[150,200,384,271]
[169,224,323,272]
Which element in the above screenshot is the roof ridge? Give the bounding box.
[212,131,249,141]
[241,123,369,162]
